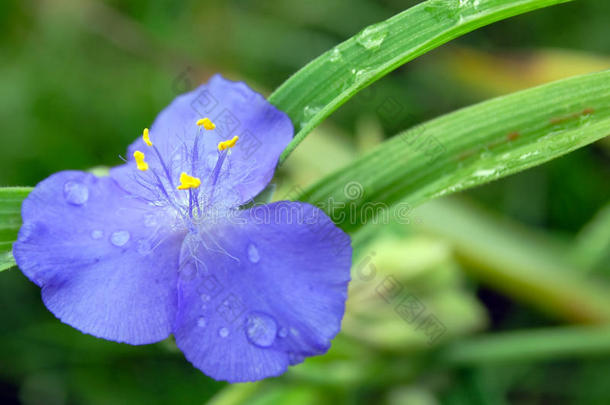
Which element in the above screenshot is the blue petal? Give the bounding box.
[173,202,352,382]
[13,171,185,344]
[111,75,293,205]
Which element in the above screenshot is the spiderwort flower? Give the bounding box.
[13,75,352,382]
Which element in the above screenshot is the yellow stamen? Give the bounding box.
[133,150,149,171]
[177,172,201,190]
[217,135,239,151]
[142,128,153,147]
[196,118,216,130]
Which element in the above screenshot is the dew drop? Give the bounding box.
[424,0,460,23]
[206,154,217,170]
[218,327,229,338]
[137,239,152,255]
[288,353,304,365]
[144,214,157,228]
[200,294,210,302]
[18,222,41,243]
[351,68,374,83]
[63,181,89,205]
[356,24,388,50]
[197,317,207,328]
[91,230,103,240]
[329,48,342,62]
[179,266,196,281]
[110,230,130,247]
[278,327,288,338]
[247,243,260,264]
[472,168,496,178]
[245,312,278,348]
[300,105,322,129]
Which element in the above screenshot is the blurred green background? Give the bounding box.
[1,0,610,404]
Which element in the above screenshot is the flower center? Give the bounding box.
[131,118,240,227]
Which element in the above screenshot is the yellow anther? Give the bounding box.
[133,150,149,171]
[196,118,216,130]
[177,172,201,190]
[217,135,239,151]
[142,128,153,147]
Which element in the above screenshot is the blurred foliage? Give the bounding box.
[0,0,609,404]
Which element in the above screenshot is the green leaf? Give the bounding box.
[415,198,610,323]
[296,70,610,234]
[569,201,610,274]
[440,325,610,366]
[269,0,574,163]
[0,187,31,271]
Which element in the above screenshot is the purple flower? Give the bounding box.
[13,75,352,382]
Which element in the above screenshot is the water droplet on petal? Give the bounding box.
[200,294,210,302]
[197,317,207,328]
[18,222,42,243]
[206,154,217,170]
[63,181,89,205]
[144,214,157,228]
[110,230,130,247]
[137,239,152,255]
[290,327,300,337]
[91,230,103,240]
[247,243,260,264]
[288,353,304,365]
[245,312,277,348]
[218,327,229,338]
[179,265,196,281]
[356,24,388,50]
[278,327,288,338]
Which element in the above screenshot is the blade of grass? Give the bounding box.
[414,198,610,323]
[270,0,574,163]
[569,201,610,274]
[439,325,610,366]
[296,70,610,235]
[0,188,30,271]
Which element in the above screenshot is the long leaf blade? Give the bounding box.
[270,0,573,163]
[0,188,30,271]
[297,70,610,234]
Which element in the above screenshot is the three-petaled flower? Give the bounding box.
[13,75,352,382]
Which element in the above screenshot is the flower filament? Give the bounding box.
[131,118,241,225]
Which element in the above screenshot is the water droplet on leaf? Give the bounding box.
[63,181,89,205]
[356,24,388,50]
[329,48,342,62]
[300,105,322,129]
[245,312,277,348]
